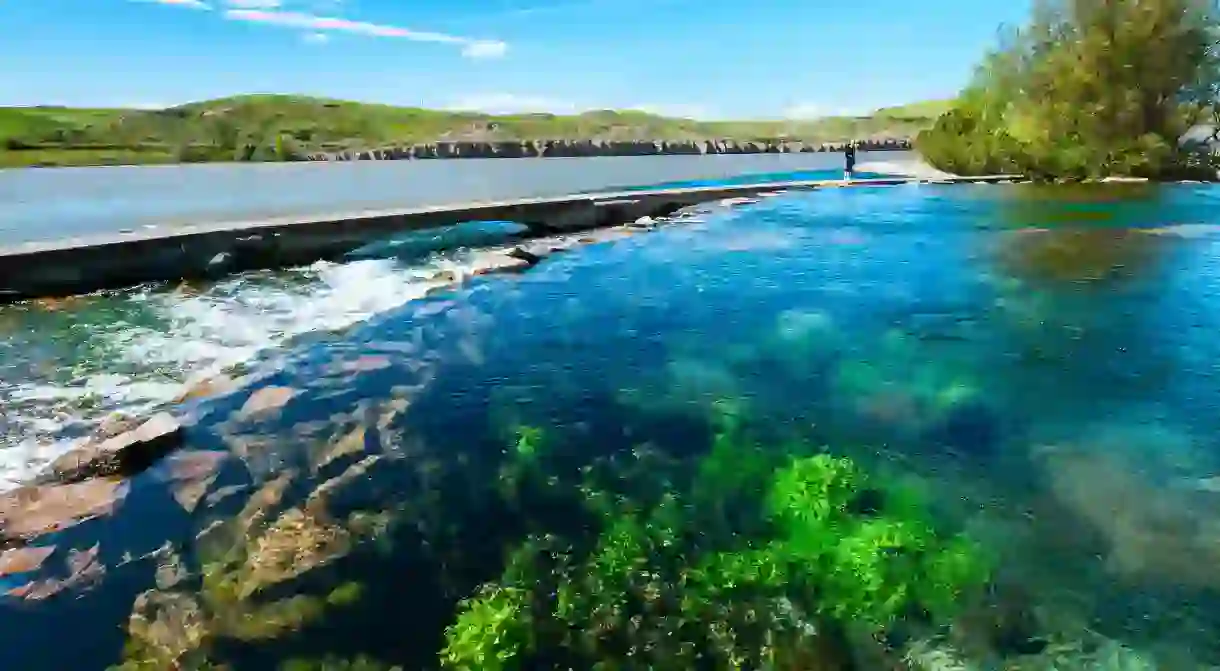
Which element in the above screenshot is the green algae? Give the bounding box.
[441,415,993,670]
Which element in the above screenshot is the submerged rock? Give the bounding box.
[471,252,532,276]
[237,386,299,421]
[38,413,184,485]
[0,545,56,578]
[0,478,129,544]
[174,373,240,404]
[6,543,105,601]
[1034,442,1220,591]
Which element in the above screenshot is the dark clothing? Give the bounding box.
[844,145,857,173]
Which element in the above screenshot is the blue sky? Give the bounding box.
[2,0,1033,118]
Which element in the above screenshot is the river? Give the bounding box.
[0,151,883,246]
[7,173,1220,670]
[0,156,890,490]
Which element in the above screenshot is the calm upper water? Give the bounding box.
[7,177,1220,669]
[0,152,882,245]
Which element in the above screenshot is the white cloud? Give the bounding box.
[136,0,212,9]
[224,0,281,7]
[222,9,508,57]
[301,31,329,44]
[461,40,509,59]
[444,93,580,115]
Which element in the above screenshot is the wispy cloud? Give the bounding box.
[301,31,329,44]
[222,9,508,58]
[138,0,212,9]
[223,0,281,8]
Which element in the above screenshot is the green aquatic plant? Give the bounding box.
[510,424,546,462]
[767,455,991,629]
[440,584,534,670]
[442,418,993,669]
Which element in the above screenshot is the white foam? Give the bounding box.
[0,249,498,490]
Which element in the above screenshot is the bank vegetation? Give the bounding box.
[0,96,940,168]
[916,0,1220,180]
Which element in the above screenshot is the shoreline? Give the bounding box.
[2,139,914,170]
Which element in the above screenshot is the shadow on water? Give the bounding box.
[12,182,1220,669]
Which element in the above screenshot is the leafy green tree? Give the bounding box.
[917,0,1220,179]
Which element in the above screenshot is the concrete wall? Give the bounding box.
[307,138,912,161]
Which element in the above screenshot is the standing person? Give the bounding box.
[843,141,857,180]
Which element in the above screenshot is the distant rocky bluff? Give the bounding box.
[307,137,910,161]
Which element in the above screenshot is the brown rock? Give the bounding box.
[0,545,56,577]
[243,508,351,594]
[338,356,392,374]
[173,373,239,404]
[307,454,386,514]
[238,386,298,420]
[313,425,368,474]
[7,544,104,600]
[472,253,531,276]
[0,479,128,541]
[431,269,461,283]
[93,413,141,441]
[123,589,208,666]
[40,412,184,484]
[155,451,230,513]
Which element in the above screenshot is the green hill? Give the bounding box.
[0,94,950,168]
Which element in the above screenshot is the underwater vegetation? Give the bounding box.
[102,301,1220,670]
[441,407,993,670]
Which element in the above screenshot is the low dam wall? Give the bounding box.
[0,174,1017,302]
[307,137,912,161]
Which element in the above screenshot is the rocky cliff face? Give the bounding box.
[306,137,911,161]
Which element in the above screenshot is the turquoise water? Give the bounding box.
[7,180,1220,669]
[0,153,869,245]
[608,167,885,191]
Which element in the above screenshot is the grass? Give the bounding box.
[0,94,949,168]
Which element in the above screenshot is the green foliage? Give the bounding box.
[0,94,934,167]
[917,0,1220,180]
[443,422,993,670]
[440,584,534,670]
[767,456,991,629]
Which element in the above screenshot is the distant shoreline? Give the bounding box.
[2,138,913,170]
[304,137,912,162]
[0,94,939,169]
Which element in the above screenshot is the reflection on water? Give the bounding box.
[9,183,1220,669]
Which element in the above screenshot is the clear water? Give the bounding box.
[9,180,1220,669]
[0,152,875,245]
[604,167,885,191]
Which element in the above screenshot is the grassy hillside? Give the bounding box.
[0,94,948,168]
